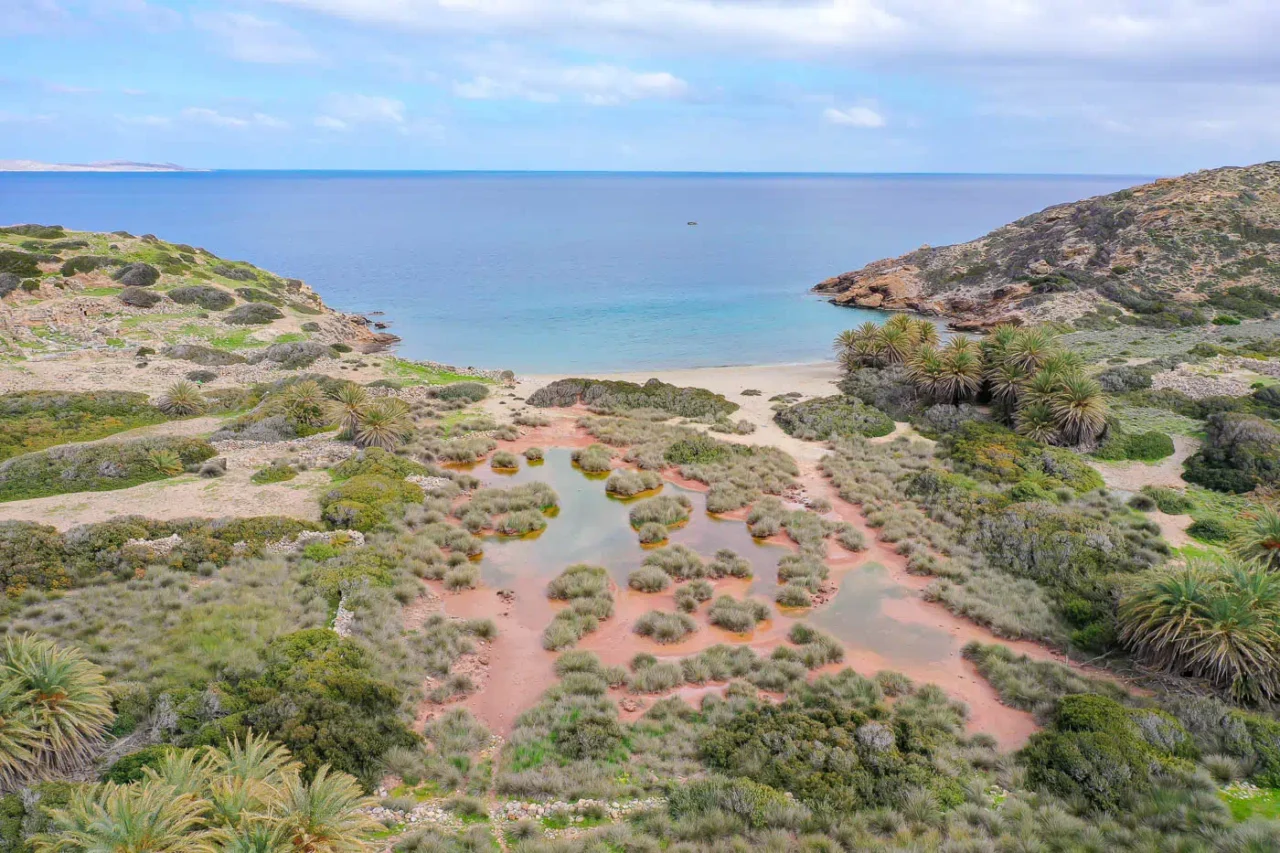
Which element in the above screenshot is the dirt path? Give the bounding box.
[1092,434,1198,492]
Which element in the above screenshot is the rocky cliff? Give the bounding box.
[814,162,1280,330]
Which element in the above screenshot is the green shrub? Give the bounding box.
[0,520,70,595]
[251,461,298,484]
[628,565,671,593]
[605,468,662,497]
[943,420,1103,491]
[168,285,236,311]
[435,382,490,402]
[1187,517,1232,543]
[112,262,160,287]
[319,474,424,532]
[103,745,174,783]
[668,776,793,829]
[707,548,752,579]
[60,255,120,276]
[0,223,65,239]
[675,579,714,612]
[633,610,696,644]
[522,446,543,462]
[0,390,167,461]
[629,494,692,529]
[0,437,215,502]
[1140,485,1194,515]
[571,443,613,473]
[528,377,738,418]
[707,595,770,632]
[1184,413,1280,493]
[118,286,161,308]
[490,451,520,471]
[0,250,41,278]
[543,564,613,650]
[224,302,284,325]
[774,395,894,440]
[637,522,669,544]
[641,543,704,580]
[1094,430,1175,462]
[664,433,729,466]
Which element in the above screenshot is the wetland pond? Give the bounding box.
[440,448,1039,747]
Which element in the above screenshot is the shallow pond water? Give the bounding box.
[453,447,1042,747]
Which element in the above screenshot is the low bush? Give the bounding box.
[224,302,284,325]
[707,548,752,579]
[637,522,669,544]
[675,579,714,612]
[605,468,663,497]
[522,446,543,462]
[628,565,672,592]
[641,543,704,580]
[629,494,693,529]
[1140,485,1194,514]
[528,377,738,418]
[319,474,424,532]
[943,420,1104,492]
[707,595,770,632]
[0,436,215,502]
[161,343,246,365]
[544,564,613,650]
[118,286,160,308]
[168,285,236,311]
[490,451,520,471]
[774,395,895,440]
[60,255,120,276]
[633,610,696,644]
[1187,517,1232,543]
[112,262,160,287]
[572,443,613,473]
[1094,429,1175,462]
[1184,412,1280,493]
[435,382,490,402]
[0,390,168,461]
[251,461,298,484]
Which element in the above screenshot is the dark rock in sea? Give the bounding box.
[112,262,161,287]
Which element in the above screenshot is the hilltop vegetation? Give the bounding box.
[815,161,1280,330]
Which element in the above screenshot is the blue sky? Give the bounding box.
[3,0,1277,172]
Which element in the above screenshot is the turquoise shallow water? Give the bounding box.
[0,171,1145,372]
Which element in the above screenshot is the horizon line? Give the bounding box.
[2,167,1161,179]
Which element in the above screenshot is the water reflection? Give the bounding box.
[475,448,786,588]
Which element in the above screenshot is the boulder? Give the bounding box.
[854,293,883,308]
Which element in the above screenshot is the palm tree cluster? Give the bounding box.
[0,636,114,793]
[34,733,375,853]
[1118,557,1280,703]
[835,316,1109,446]
[324,382,412,450]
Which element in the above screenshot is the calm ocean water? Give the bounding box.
[0,171,1145,372]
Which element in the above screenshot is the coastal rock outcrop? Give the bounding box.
[814,161,1280,329]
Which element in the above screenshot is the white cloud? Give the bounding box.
[193,11,319,64]
[316,93,407,127]
[314,115,349,131]
[824,105,885,128]
[179,108,289,130]
[454,62,688,105]
[115,114,171,127]
[264,0,1274,75]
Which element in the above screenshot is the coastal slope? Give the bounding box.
[813,160,1280,329]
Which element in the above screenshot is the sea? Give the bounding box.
[0,171,1147,373]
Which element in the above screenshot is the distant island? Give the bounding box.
[0,159,201,173]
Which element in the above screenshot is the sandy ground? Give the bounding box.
[486,361,843,465]
[1093,434,1199,492]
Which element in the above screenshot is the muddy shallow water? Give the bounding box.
[436,447,1043,748]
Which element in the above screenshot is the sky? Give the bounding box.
[2,0,1278,173]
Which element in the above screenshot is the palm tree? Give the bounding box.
[910,318,940,348]
[1119,559,1280,703]
[212,732,300,782]
[1038,350,1084,377]
[2,635,113,779]
[1015,402,1059,444]
[1021,369,1066,408]
[0,679,39,793]
[276,380,329,429]
[986,359,1030,408]
[157,380,206,416]
[877,324,913,366]
[906,345,945,400]
[1005,327,1057,373]
[33,781,222,853]
[268,766,376,853]
[353,398,412,450]
[981,322,1021,363]
[1235,508,1280,571]
[833,328,860,357]
[937,337,984,403]
[1051,374,1109,445]
[326,383,369,441]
